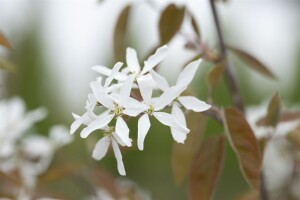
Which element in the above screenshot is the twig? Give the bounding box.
[209,0,244,112]
[203,105,223,125]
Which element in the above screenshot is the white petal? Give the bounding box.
[92,137,110,160]
[104,62,123,87]
[112,132,126,146]
[106,83,123,93]
[138,114,151,150]
[123,107,145,117]
[80,114,114,138]
[153,112,189,134]
[172,104,186,126]
[115,117,132,147]
[178,96,211,112]
[141,45,168,75]
[171,128,188,143]
[171,104,188,143]
[149,69,169,91]
[154,85,186,110]
[137,75,153,104]
[126,48,141,73]
[176,59,202,86]
[90,81,114,108]
[70,115,83,134]
[92,65,127,81]
[111,139,126,176]
[119,75,134,105]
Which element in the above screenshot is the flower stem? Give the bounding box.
[209,0,244,112]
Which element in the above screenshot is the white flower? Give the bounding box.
[92,126,128,176]
[92,45,168,82]
[78,76,136,148]
[150,59,211,143]
[135,77,190,150]
[0,97,47,159]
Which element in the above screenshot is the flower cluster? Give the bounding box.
[0,97,73,199]
[71,46,211,175]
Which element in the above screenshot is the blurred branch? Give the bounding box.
[203,105,223,125]
[209,0,244,112]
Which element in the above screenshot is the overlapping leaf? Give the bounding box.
[172,112,206,185]
[228,46,276,80]
[190,14,201,39]
[114,5,131,61]
[223,107,262,189]
[159,4,185,44]
[207,59,225,92]
[257,92,281,127]
[188,136,225,200]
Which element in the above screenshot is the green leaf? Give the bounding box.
[228,46,276,80]
[113,5,131,61]
[207,60,225,92]
[172,112,206,185]
[191,14,201,39]
[223,107,262,189]
[266,92,281,127]
[0,57,16,72]
[0,32,12,49]
[159,4,185,44]
[188,136,225,200]
[256,92,281,127]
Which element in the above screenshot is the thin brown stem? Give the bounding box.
[203,105,223,125]
[209,0,244,112]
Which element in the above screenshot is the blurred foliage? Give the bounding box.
[1,0,300,200]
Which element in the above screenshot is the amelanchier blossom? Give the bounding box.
[0,97,73,199]
[246,104,300,199]
[71,45,211,175]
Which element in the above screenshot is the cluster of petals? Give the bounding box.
[71,45,211,175]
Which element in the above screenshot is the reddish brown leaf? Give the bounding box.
[172,112,206,185]
[256,92,281,127]
[159,4,185,44]
[190,14,201,39]
[228,46,276,80]
[223,107,262,189]
[0,32,11,49]
[188,136,225,200]
[114,5,131,61]
[279,111,300,122]
[207,59,225,92]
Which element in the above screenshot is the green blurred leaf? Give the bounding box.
[257,92,281,127]
[266,92,281,127]
[172,112,206,185]
[159,4,185,44]
[223,107,262,190]
[114,5,131,61]
[0,56,16,72]
[207,60,225,92]
[228,46,276,80]
[191,14,201,39]
[188,135,225,200]
[0,32,12,49]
